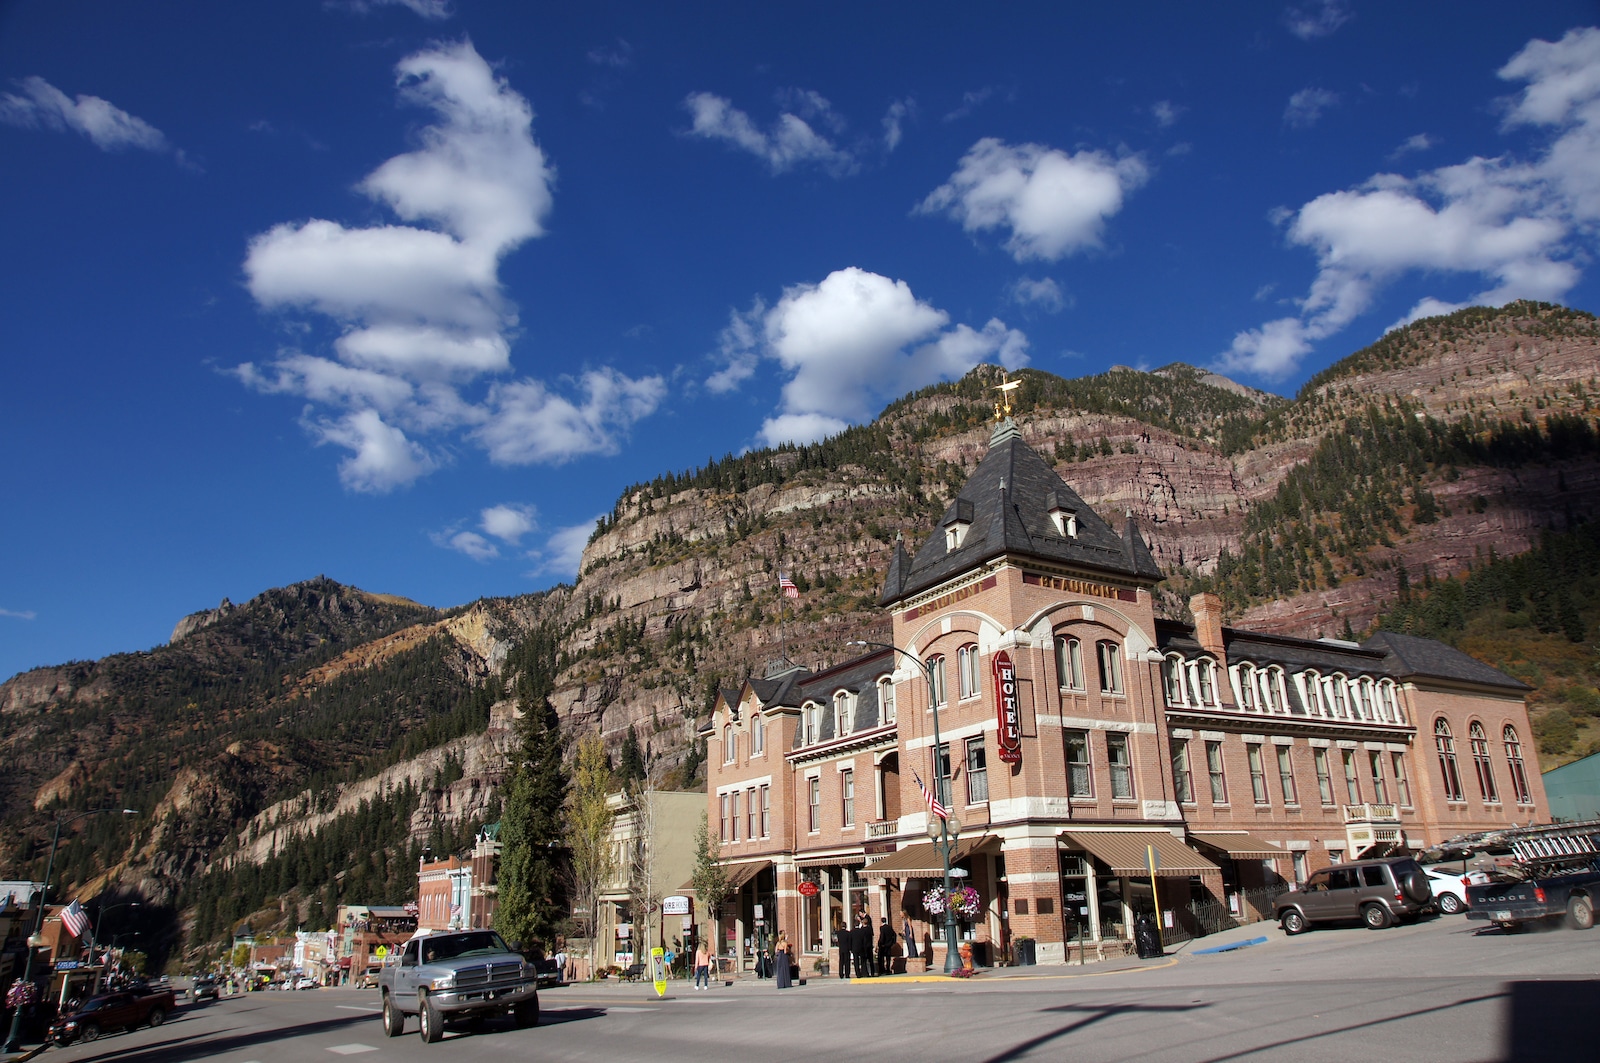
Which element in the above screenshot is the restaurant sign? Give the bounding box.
[992,650,1022,764]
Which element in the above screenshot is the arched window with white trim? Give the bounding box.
[1435,718,1464,802]
[751,712,765,755]
[1328,675,1349,719]
[878,676,896,724]
[926,655,947,708]
[803,702,820,746]
[1162,654,1189,705]
[1504,725,1532,804]
[1469,721,1499,802]
[1097,641,1123,694]
[723,724,736,763]
[834,690,854,738]
[1056,636,1084,691]
[1355,678,1376,721]
[1301,671,1325,716]
[957,644,981,700]
[1194,658,1217,705]
[1233,663,1256,711]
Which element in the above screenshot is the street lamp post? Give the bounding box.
[2,808,138,1054]
[848,640,962,973]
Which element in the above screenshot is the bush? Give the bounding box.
[1536,708,1579,756]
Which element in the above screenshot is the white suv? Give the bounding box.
[1423,866,1489,914]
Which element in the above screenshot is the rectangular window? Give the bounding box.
[1368,751,1388,804]
[1107,732,1134,799]
[1206,740,1227,804]
[1097,642,1123,694]
[719,794,729,842]
[927,656,947,708]
[936,743,952,808]
[880,681,896,724]
[748,787,758,840]
[841,769,854,827]
[966,738,989,804]
[1170,738,1194,804]
[1342,749,1361,805]
[1314,748,1334,805]
[1065,731,1092,797]
[730,791,739,841]
[1391,753,1413,807]
[1247,744,1268,804]
[1276,745,1298,805]
[807,778,820,833]
[760,785,771,837]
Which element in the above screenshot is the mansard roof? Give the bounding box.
[789,648,894,749]
[881,419,1163,606]
[1362,630,1531,692]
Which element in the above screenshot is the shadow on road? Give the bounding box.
[982,1001,1211,1063]
[1504,980,1595,1061]
[54,1012,375,1063]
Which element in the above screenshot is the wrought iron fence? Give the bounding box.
[1160,887,1280,946]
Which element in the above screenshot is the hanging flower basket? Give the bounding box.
[7,980,38,1009]
[922,885,982,920]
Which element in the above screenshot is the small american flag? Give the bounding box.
[778,573,799,599]
[914,771,949,821]
[61,898,91,939]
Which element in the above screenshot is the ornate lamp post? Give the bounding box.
[847,640,962,972]
[2,808,138,1054]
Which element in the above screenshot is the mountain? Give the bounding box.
[2,300,1597,957]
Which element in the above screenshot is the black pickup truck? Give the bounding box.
[1464,820,1600,932]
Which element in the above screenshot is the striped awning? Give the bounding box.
[677,859,771,894]
[794,853,866,869]
[1060,831,1218,876]
[862,835,1000,877]
[1189,831,1284,860]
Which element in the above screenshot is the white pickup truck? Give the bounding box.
[378,929,540,1043]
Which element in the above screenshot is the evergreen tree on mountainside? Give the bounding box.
[494,623,570,953]
[618,724,646,787]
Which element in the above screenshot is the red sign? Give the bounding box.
[993,650,1022,764]
[798,880,819,897]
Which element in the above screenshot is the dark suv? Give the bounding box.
[1275,857,1434,933]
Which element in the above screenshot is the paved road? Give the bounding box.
[25,916,1599,1063]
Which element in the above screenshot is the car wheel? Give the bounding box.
[1438,893,1463,915]
[1362,904,1392,930]
[419,991,444,1044]
[148,1006,167,1027]
[514,995,540,1029]
[381,993,405,1037]
[80,1022,101,1043]
[1280,909,1307,935]
[1566,894,1595,931]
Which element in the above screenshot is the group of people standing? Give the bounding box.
[835,913,899,978]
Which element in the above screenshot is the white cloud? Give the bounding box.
[440,530,498,561]
[309,408,438,493]
[481,503,537,544]
[883,98,914,152]
[683,91,855,175]
[0,607,37,620]
[1220,29,1599,380]
[709,267,1029,446]
[0,76,168,152]
[332,0,453,19]
[944,87,997,123]
[1009,276,1066,313]
[529,518,603,579]
[918,138,1149,262]
[1284,87,1339,129]
[1283,1,1351,41]
[1151,100,1185,128]
[474,368,666,466]
[1390,133,1436,159]
[705,301,765,394]
[236,41,662,487]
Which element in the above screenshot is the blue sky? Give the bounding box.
[3,1,1599,681]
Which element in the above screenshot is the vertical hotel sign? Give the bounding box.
[992,650,1022,764]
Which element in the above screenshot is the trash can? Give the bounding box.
[1012,939,1036,966]
[1133,915,1163,959]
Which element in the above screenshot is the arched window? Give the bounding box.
[878,677,896,724]
[1435,719,1464,802]
[751,712,765,755]
[1355,678,1376,721]
[1097,641,1123,694]
[834,690,854,737]
[723,724,736,763]
[957,644,981,700]
[1504,725,1532,804]
[1162,655,1189,705]
[1234,664,1256,711]
[1301,671,1325,716]
[1259,667,1285,713]
[1469,722,1499,802]
[1194,658,1216,705]
[803,703,820,746]
[1379,681,1404,724]
[1056,636,1084,691]
[1328,675,1349,719]
[926,655,947,708]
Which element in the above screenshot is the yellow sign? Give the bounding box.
[650,947,666,998]
[374,945,388,958]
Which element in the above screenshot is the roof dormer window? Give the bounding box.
[1046,491,1078,538]
[943,498,974,551]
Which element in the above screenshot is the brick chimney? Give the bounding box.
[1189,593,1226,664]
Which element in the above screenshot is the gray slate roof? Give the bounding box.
[881,419,1162,606]
[1362,631,1530,692]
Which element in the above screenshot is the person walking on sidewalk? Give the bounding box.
[694,941,711,990]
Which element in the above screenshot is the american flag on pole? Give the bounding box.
[61,898,90,939]
[778,573,799,599]
[913,771,949,821]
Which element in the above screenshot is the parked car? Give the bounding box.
[1423,866,1489,914]
[1464,821,1600,932]
[1275,856,1434,933]
[295,977,320,990]
[191,975,220,1002]
[50,986,176,1045]
[378,929,540,1043]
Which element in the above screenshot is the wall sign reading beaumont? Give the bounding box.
[1022,572,1137,602]
[992,650,1022,764]
[901,576,999,622]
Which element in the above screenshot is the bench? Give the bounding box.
[620,963,645,982]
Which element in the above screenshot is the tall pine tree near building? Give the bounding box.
[495,624,570,953]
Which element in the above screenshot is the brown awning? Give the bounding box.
[862,835,1000,877]
[1189,831,1284,860]
[1061,831,1218,876]
[677,859,772,894]
[794,853,865,869]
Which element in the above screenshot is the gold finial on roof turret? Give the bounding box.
[992,370,1021,421]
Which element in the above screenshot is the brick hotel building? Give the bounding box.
[700,418,1549,970]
